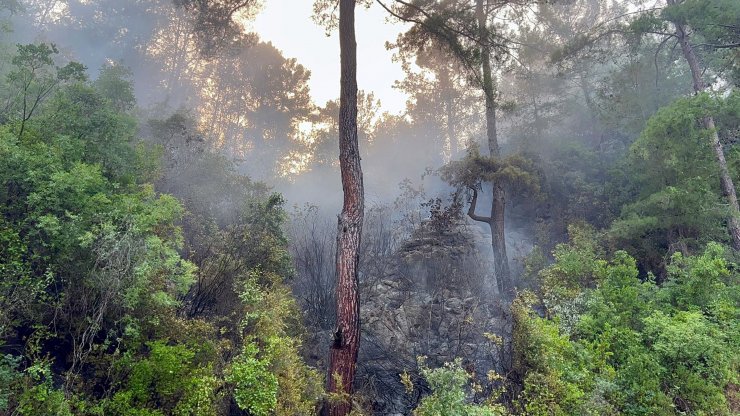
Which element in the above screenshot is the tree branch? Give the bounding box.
[467,188,491,224]
[653,34,674,88]
[693,42,740,49]
[378,0,483,48]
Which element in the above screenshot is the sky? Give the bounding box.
[251,0,411,114]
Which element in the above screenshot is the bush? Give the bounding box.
[513,242,738,415]
[413,358,507,416]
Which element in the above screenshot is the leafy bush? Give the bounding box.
[413,358,507,416]
[513,241,739,415]
[0,44,320,416]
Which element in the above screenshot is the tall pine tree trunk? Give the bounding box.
[672,14,740,250]
[326,0,364,415]
[477,0,510,291]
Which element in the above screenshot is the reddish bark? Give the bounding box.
[326,0,364,415]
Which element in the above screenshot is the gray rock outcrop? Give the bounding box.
[357,219,509,415]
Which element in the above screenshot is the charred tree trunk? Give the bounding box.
[475,0,510,291]
[468,188,507,294]
[490,184,508,292]
[671,11,740,250]
[326,1,364,415]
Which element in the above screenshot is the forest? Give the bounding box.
[0,0,737,415]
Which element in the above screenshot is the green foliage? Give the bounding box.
[0,43,86,134]
[413,358,507,416]
[0,44,320,416]
[227,342,278,416]
[94,64,136,112]
[627,0,739,85]
[0,352,20,410]
[538,224,605,327]
[41,82,139,179]
[16,362,73,416]
[105,341,218,416]
[610,92,739,273]
[545,142,616,226]
[224,197,323,415]
[514,240,739,415]
[441,144,540,194]
[661,0,740,84]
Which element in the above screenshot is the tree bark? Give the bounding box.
[672,12,740,250]
[476,0,511,291]
[326,1,364,415]
[468,189,500,294]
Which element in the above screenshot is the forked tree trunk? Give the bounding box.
[326,0,364,415]
[473,0,510,291]
[671,11,740,250]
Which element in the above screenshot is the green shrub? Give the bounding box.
[514,242,738,415]
[413,358,507,416]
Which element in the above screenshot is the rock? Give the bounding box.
[356,220,508,415]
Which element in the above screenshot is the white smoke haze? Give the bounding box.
[1,0,663,308]
[6,1,545,296]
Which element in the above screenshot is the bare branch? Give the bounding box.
[693,42,740,50]
[467,188,491,224]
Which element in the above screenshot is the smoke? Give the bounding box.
[3,0,663,291]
